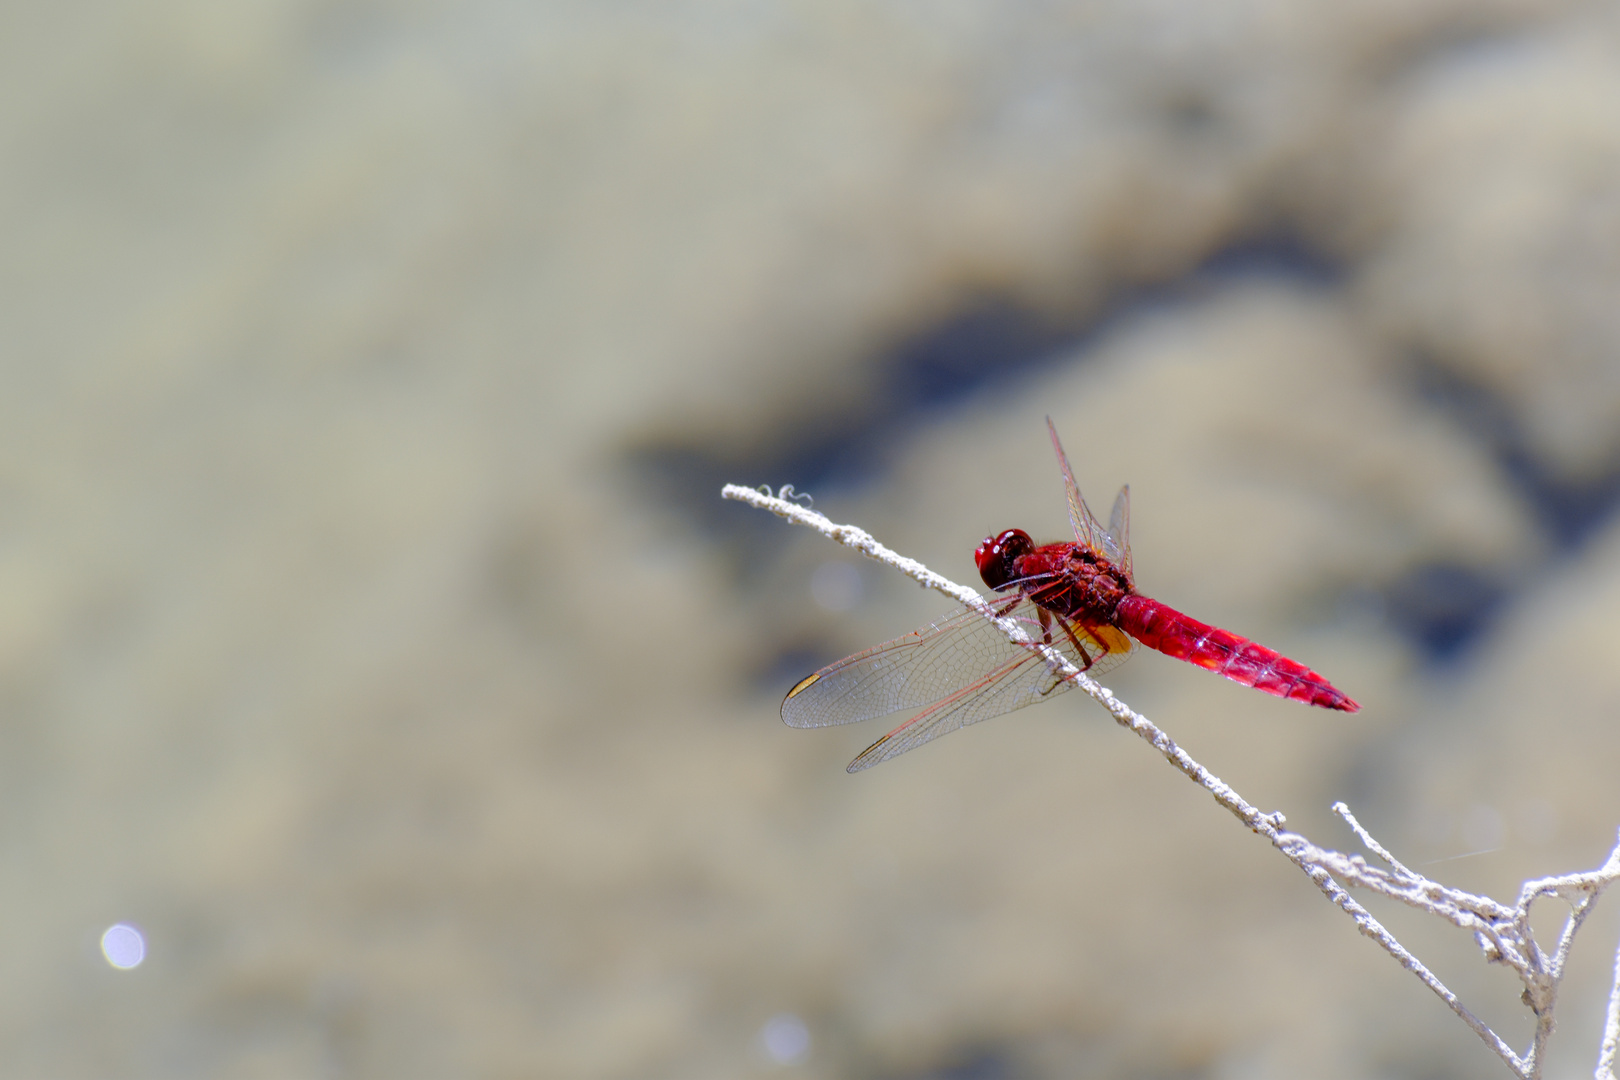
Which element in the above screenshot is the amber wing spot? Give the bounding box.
[785,673,821,700]
[1088,623,1133,658]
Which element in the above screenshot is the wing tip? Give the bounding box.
[784,672,820,700]
[780,672,821,727]
[845,736,887,772]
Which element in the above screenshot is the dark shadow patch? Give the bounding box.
[625,295,1076,553]
[1190,233,1346,289]
[883,1046,1017,1080]
[1383,561,1506,666]
[753,644,827,698]
[628,228,1348,528]
[1360,357,1620,669]
[1412,357,1620,552]
[886,299,1078,413]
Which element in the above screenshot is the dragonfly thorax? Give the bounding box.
[977,529,1132,622]
[1043,545,1132,620]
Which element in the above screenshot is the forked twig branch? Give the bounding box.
[723,483,1620,1080]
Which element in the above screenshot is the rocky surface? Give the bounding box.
[3,2,1618,1077]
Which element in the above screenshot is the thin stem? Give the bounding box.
[1599,910,1620,1080]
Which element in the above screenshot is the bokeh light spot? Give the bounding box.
[758,1012,810,1065]
[100,924,146,970]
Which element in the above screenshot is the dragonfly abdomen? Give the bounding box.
[1114,595,1358,712]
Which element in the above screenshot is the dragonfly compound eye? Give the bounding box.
[975,529,1033,591]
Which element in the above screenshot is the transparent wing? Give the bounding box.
[1107,484,1131,578]
[781,596,1135,770]
[1046,417,1113,560]
[783,601,1049,728]
[845,614,1134,772]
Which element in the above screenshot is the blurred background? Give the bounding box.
[4,1,1620,1077]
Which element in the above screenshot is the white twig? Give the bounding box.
[723,483,1620,1079]
[1600,921,1620,1080]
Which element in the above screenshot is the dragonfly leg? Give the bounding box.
[1053,614,1096,671]
[1022,611,1097,700]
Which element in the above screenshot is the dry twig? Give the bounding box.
[723,482,1620,1080]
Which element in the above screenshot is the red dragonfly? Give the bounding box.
[783,418,1359,772]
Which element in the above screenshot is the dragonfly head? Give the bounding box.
[975,529,1033,591]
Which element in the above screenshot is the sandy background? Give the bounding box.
[5,2,1620,1077]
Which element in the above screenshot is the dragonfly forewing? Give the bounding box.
[783,596,1135,769]
[782,604,1037,728]
[1047,416,1114,560]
